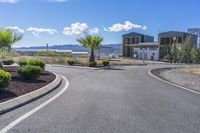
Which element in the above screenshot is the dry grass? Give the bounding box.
[109,59,146,65]
[11,56,146,66]
[178,67,200,75]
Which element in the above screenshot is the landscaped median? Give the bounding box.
[150,66,200,92]
[0,60,62,114]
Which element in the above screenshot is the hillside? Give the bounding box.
[14,44,122,55]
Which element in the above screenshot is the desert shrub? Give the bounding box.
[27,60,45,70]
[48,57,66,64]
[17,65,42,80]
[55,57,66,64]
[163,55,170,62]
[75,60,88,66]
[2,60,15,65]
[18,60,28,66]
[37,51,57,57]
[102,59,109,67]
[0,69,11,90]
[37,51,72,57]
[67,59,76,65]
[89,62,97,67]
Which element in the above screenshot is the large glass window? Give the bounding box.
[132,38,135,44]
[127,38,131,44]
[135,38,139,43]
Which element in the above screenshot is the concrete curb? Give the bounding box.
[148,67,200,95]
[0,72,62,115]
[48,64,148,70]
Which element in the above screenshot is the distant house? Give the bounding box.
[122,32,159,61]
[158,31,197,60]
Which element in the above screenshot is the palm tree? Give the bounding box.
[77,35,103,62]
[0,29,23,69]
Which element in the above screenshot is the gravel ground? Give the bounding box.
[0,68,56,103]
[158,68,200,91]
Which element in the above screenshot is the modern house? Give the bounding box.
[188,28,200,48]
[122,32,159,61]
[158,31,197,60]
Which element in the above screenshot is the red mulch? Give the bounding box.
[0,67,56,103]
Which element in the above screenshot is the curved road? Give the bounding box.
[1,65,200,133]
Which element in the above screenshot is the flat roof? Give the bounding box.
[122,32,153,38]
[125,42,159,48]
[158,31,196,37]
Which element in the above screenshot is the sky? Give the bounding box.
[0,0,200,47]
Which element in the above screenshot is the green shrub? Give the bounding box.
[27,60,45,70]
[102,59,109,67]
[89,62,97,67]
[18,60,27,66]
[17,65,42,80]
[67,59,76,65]
[0,69,11,90]
[2,60,15,65]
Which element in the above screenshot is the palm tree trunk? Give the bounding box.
[0,62,3,69]
[89,49,95,62]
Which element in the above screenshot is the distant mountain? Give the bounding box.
[15,44,89,52]
[14,44,122,55]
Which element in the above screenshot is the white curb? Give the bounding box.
[0,72,62,115]
[148,68,200,95]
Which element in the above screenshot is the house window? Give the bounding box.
[132,38,135,44]
[135,38,139,43]
[127,38,131,44]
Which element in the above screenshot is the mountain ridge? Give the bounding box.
[14,44,122,55]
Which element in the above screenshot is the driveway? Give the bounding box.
[1,65,200,133]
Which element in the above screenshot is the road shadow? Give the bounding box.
[101,66,125,71]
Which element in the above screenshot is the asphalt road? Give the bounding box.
[1,65,200,133]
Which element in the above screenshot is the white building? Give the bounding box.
[132,42,159,61]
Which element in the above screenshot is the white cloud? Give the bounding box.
[104,21,147,32]
[141,26,147,30]
[63,22,99,36]
[5,26,24,33]
[0,0,18,3]
[27,27,58,36]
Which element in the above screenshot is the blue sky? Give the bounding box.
[0,0,199,47]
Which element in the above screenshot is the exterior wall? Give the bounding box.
[134,47,159,61]
[158,31,198,60]
[122,36,142,57]
[143,35,154,42]
[122,32,155,59]
[188,28,200,48]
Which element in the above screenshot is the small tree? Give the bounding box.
[165,43,173,63]
[165,42,179,63]
[171,43,179,63]
[179,37,192,63]
[191,47,200,64]
[77,35,103,63]
[0,29,23,69]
